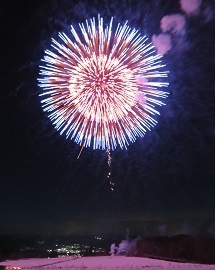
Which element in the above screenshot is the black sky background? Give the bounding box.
[0,0,215,238]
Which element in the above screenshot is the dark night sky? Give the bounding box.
[0,0,215,238]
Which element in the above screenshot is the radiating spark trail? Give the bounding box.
[38,15,169,151]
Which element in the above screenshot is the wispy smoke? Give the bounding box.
[208,224,215,237]
[160,14,186,35]
[116,237,141,255]
[203,5,215,23]
[179,0,202,16]
[110,243,116,256]
[157,224,167,236]
[151,0,213,55]
[151,34,172,56]
[152,14,186,56]
[110,230,141,256]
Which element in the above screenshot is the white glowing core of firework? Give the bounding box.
[38,15,169,150]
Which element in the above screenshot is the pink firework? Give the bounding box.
[38,15,169,150]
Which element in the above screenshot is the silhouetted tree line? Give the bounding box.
[135,234,215,264]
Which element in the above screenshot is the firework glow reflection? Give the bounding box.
[38,15,169,151]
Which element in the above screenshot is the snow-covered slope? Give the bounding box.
[1,256,215,270]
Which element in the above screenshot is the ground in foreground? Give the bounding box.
[1,256,215,270]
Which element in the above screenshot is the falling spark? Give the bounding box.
[38,15,169,151]
[106,148,114,191]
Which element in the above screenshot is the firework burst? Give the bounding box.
[38,15,169,151]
